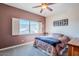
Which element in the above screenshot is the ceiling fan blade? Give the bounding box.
[32,5,41,8]
[40,9,43,13]
[48,3,55,5]
[47,7,53,11]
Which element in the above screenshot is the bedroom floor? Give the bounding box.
[0,44,49,56]
[0,44,67,56]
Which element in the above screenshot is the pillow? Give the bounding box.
[58,35,70,44]
[52,33,64,39]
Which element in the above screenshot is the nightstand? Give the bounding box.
[68,39,79,56]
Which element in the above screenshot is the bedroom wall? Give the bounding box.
[0,4,45,49]
[46,3,79,38]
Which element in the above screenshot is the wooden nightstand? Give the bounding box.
[68,39,79,56]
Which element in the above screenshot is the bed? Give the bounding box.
[34,33,70,56]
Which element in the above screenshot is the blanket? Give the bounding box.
[35,36,61,47]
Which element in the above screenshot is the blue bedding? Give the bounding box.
[35,36,61,47]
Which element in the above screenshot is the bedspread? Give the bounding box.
[34,35,70,56]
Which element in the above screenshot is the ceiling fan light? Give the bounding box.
[41,4,47,9]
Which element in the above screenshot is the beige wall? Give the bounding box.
[46,3,79,38]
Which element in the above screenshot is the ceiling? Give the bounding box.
[4,3,58,17]
[4,3,78,17]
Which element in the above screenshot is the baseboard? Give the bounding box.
[0,41,34,51]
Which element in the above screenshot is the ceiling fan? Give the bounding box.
[32,3,55,13]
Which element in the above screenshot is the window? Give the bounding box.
[30,21,41,34]
[12,18,42,35]
[19,19,29,34]
[20,20,42,34]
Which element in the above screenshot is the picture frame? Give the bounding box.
[53,19,68,26]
